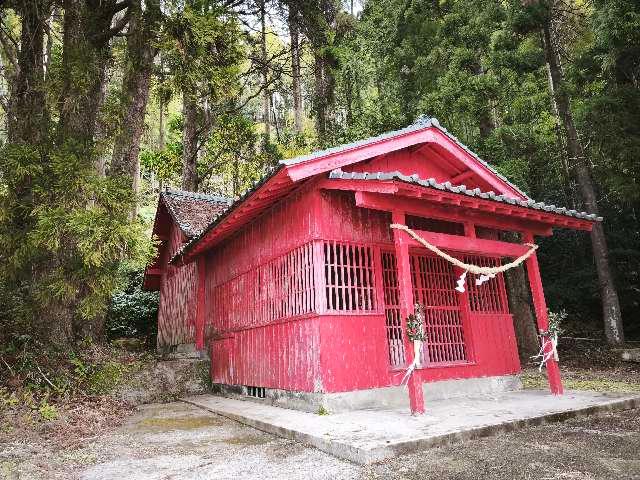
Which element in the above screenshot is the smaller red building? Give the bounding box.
[144,190,230,350]
[145,117,601,413]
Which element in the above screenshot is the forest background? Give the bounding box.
[0,0,638,359]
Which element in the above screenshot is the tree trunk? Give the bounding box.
[505,262,540,359]
[8,0,48,145]
[110,0,161,202]
[289,4,303,133]
[57,0,119,153]
[181,93,199,191]
[344,75,354,128]
[313,52,327,141]
[313,49,336,145]
[296,0,337,146]
[541,21,624,344]
[260,0,271,140]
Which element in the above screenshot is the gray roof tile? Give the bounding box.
[162,189,232,237]
[328,168,602,223]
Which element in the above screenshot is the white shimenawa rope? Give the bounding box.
[390,224,539,276]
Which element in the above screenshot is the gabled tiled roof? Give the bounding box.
[169,117,599,264]
[281,116,531,200]
[162,189,232,237]
[328,169,602,222]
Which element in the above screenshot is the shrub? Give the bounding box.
[105,269,159,345]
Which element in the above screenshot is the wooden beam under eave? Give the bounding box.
[353,180,595,232]
[355,191,554,236]
[318,177,399,195]
[451,169,475,184]
[405,229,531,258]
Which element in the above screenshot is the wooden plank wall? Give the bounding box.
[203,186,520,394]
[157,222,197,348]
[210,318,321,391]
[205,186,324,391]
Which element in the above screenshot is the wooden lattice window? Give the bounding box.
[323,241,376,312]
[211,242,316,331]
[464,255,509,314]
[410,253,468,365]
[381,251,405,367]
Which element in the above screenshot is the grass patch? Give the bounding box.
[521,370,640,393]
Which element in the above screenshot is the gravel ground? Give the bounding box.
[2,399,639,480]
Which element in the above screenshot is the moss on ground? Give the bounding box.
[137,415,222,430]
[521,370,640,393]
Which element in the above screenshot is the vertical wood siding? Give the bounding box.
[157,223,197,348]
[205,187,323,391]
[211,317,321,391]
[203,187,520,394]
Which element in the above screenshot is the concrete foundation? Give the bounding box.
[212,374,522,413]
[183,390,640,465]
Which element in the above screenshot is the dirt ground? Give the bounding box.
[2,340,639,480]
[2,397,639,480]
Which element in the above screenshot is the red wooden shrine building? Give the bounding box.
[144,117,601,414]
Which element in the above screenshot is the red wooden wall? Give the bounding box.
[203,183,520,394]
[157,222,197,348]
[312,189,520,392]
[205,185,325,391]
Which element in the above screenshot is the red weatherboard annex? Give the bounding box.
[145,117,599,413]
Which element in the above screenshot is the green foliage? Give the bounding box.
[332,0,640,339]
[38,401,58,421]
[406,304,427,342]
[160,1,244,101]
[0,141,155,344]
[547,309,567,336]
[0,334,146,405]
[105,268,159,341]
[200,114,281,196]
[140,142,183,185]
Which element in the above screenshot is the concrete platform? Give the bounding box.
[183,390,640,465]
[212,374,522,412]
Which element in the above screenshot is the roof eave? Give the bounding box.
[325,170,601,231]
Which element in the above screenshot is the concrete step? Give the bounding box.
[183,390,640,465]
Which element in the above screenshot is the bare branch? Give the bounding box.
[105,10,131,39]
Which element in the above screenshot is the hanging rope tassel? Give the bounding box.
[400,340,423,386]
[531,332,559,371]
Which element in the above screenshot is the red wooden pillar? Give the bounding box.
[522,232,563,395]
[392,211,425,414]
[195,255,206,351]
